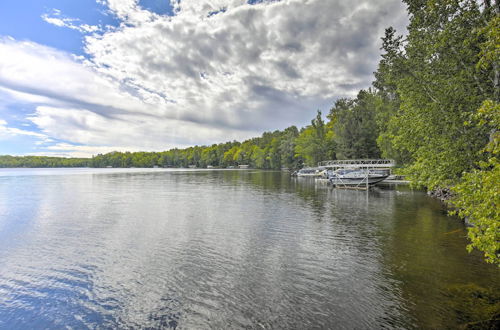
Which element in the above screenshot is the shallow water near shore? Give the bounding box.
[0,168,498,329]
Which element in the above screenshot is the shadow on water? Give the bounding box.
[0,169,498,329]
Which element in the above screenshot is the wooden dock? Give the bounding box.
[378,179,410,185]
[315,177,409,188]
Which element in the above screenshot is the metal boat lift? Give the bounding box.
[317,159,395,190]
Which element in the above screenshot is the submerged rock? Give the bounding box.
[445,283,500,329]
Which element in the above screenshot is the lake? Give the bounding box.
[0,168,498,329]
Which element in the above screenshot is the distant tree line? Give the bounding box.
[0,95,387,171]
[0,0,497,263]
[0,155,89,168]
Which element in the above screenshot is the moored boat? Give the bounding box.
[327,169,389,186]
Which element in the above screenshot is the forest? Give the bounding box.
[0,1,498,264]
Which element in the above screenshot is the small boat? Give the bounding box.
[327,169,389,186]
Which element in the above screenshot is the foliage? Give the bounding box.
[0,127,307,170]
[451,101,500,265]
[373,27,412,164]
[371,0,499,264]
[294,111,335,166]
[374,0,496,189]
[0,155,89,168]
[329,90,381,160]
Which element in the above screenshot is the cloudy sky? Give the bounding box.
[0,0,408,157]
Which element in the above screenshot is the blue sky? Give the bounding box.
[1,0,114,55]
[0,0,408,157]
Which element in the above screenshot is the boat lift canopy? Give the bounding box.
[318,159,395,170]
[316,159,395,190]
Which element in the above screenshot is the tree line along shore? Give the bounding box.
[1,1,498,265]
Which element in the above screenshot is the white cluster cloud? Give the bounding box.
[0,0,408,157]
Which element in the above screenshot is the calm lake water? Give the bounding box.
[0,168,498,329]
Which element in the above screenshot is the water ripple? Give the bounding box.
[0,169,498,329]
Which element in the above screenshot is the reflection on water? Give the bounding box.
[0,169,498,329]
